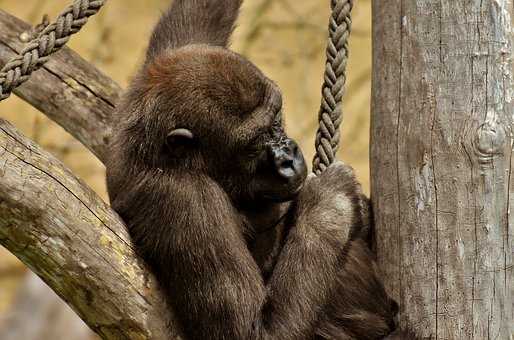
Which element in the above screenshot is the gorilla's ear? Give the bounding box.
[166,128,195,150]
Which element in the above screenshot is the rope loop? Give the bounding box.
[313,0,353,175]
[0,0,106,101]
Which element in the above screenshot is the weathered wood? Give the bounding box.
[0,119,175,339]
[371,1,514,339]
[0,9,122,162]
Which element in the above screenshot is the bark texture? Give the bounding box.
[0,9,121,162]
[0,119,174,339]
[371,1,514,339]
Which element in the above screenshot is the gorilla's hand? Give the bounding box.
[295,161,364,242]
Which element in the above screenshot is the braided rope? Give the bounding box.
[0,0,106,101]
[312,0,353,175]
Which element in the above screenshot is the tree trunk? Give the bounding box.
[371,1,513,339]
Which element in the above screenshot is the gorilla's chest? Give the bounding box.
[247,220,288,281]
[242,201,292,280]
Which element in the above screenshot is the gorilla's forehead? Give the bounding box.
[144,45,270,118]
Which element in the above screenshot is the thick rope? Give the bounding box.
[312,0,353,175]
[0,0,106,101]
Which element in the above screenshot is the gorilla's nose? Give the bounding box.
[269,140,307,182]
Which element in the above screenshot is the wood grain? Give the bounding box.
[371,1,514,338]
[0,119,175,339]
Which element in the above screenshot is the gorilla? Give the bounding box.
[106,1,417,339]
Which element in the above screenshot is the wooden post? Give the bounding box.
[371,1,513,339]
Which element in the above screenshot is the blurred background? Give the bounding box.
[0,0,371,338]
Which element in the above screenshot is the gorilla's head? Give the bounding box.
[115,44,307,205]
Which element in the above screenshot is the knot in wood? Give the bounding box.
[473,117,506,166]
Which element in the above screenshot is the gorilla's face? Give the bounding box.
[122,45,308,204]
[201,56,308,205]
[239,114,307,203]
[199,80,308,205]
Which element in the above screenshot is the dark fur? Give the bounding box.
[106,1,418,339]
[147,0,242,61]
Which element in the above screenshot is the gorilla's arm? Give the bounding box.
[261,164,362,338]
[314,238,399,339]
[110,165,359,340]
[110,170,263,339]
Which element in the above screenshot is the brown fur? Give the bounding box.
[106,1,418,339]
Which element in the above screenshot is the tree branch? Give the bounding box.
[0,118,176,339]
[0,9,122,162]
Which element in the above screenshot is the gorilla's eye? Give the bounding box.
[247,146,263,159]
[166,128,196,150]
[245,133,266,158]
